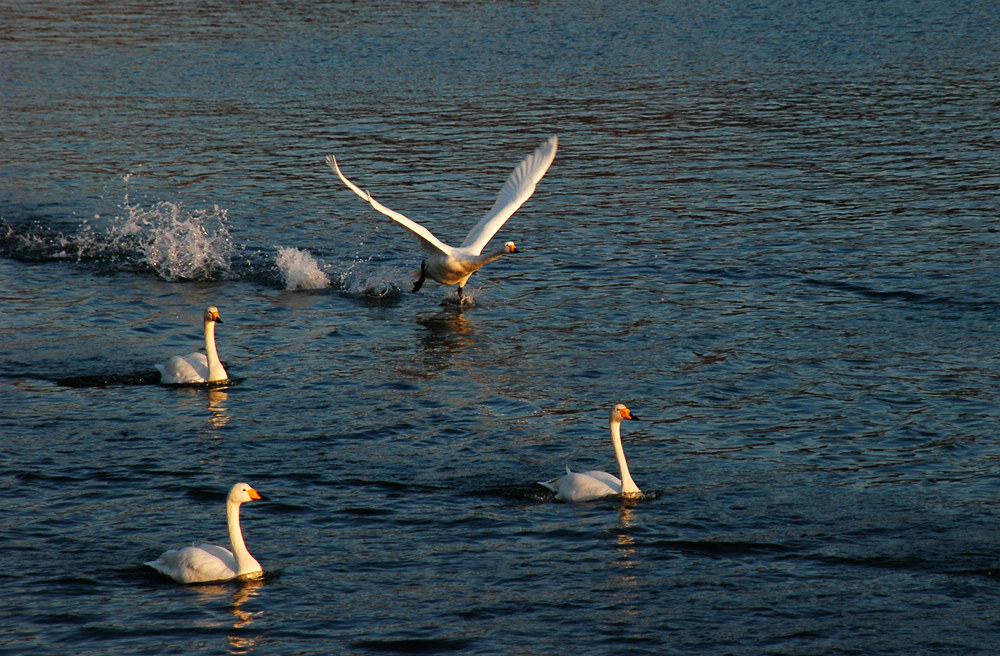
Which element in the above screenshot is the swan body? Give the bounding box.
[156,306,229,384]
[146,482,266,584]
[540,404,642,503]
[328,136,557,299]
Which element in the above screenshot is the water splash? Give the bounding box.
[275,246,330,290]
[1,175,334,289]
[103,174,234,281]
[0,218,77,261]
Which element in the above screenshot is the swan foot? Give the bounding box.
[412,261,427,292]
[450,286,475,307]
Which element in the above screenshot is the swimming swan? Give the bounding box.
[327,136,557,300]
[540,404,642,503]
[156,306,229,384]
[145,482,266,584]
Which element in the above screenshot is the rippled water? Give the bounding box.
[3,1,1000,654]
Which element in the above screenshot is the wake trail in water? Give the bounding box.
[0,174,413,294]
[335,257,407,301]
[1,174,237,281]
[803,277,1000,313]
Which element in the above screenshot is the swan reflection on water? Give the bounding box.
[206,387,230,430]
[418,307,475,345]
[226,579,265,655]
[420,306,475,331]
[609,504,645,625]
[189,579,266,655]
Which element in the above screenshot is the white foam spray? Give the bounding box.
[275,246,331,290]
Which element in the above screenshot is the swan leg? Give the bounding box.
[456,285,464,300]
[412,260,427,292]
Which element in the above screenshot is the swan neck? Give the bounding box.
[475,247,509,266]
[611,418,640,495]
[226,499,258,576]
[204,320,228,382]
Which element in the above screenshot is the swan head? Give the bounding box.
[612,403,639,423]
[504,241,518,254]
[204,306,223,324]
[228,482,266,505]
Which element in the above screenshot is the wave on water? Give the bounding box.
[803,277,1000,314]
[335,257,405,301]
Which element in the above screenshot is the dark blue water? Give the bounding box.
[3,1,1000,654]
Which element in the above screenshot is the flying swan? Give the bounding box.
[327,136,557,300]
[540,404,642,503]
[145,482,267,584]
[156,306,229,384]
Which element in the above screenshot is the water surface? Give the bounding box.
[2,1,1000,654]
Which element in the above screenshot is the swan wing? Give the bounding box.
[538,464,576,492]
[327,155,451,256]
[538,477,559,493]
[461,136,557,255]
[577,469,622,490]
[541,468,619,503]
[146,543,237,584]
[157,353,209,384]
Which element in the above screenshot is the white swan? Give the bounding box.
[540,404,642,503]
[156,306,229,384]
[327,136,557,300]
[145,482,266,584]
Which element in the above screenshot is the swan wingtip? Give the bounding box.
[538,479,557,492]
